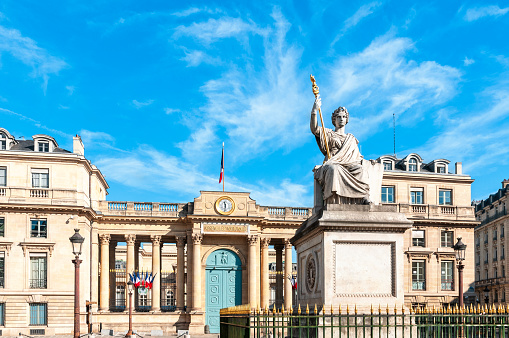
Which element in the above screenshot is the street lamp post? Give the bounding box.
[69,229,85,338]
[126,281,134,338]
[453,237,467,308]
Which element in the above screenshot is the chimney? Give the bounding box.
[73,135,84,156]
[455,162,462,175]
[503,179,509,189]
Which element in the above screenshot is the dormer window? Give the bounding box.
[437,166,446,173]
[0,133,6,150]
[383,161,393,170]
[409,158,418,172]
[38,142,49,152]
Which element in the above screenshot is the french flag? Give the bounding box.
[219,143,224,183]
[134,272,141,288]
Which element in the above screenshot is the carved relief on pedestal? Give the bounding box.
[305,255,317,293]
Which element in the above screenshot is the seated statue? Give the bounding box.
[310,97,382,206]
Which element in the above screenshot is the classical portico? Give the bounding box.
[92,191,309,334]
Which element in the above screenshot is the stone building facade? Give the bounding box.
[378,154,477,307]
[0,128,477,335]
[474,180,509,305]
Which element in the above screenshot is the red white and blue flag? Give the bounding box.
[219,142,224,183]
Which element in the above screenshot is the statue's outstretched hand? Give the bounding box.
[312,97,321,115]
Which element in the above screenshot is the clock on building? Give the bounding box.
[215,196,235,215]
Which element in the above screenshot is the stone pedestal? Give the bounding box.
[291,204,412,312]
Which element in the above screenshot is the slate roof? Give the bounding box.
[9,140,71,153]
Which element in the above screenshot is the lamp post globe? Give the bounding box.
[69,229,85,338]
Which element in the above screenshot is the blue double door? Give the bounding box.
[205,249,242,333]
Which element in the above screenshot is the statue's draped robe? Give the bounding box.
[314,128,370,200]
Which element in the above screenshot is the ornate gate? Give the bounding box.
[205,249,242,333]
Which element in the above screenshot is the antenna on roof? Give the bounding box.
[393,113,396,156]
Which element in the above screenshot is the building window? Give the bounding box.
[441,260,454,291]
[383,161,393,170]
[494,229,498,240]
[31,219,47,238]
[30,254,47,289]
[0,253,4,288]
[502,244,505,260]
[0,302,4,326]
[485,250,489,263]
[0,167,5,186]
[166,290,175,307]
[494,247,498,261]
[494,267,498,279]
[115,284,125,309]
[409,158,418,172]
[410,188,424,204]
[31,169,49,188]
[412,260,425,290]
[437,166,446,173]
[412,230,425,247]
[0,217,4,237]
[381,186,395,203]
[0,133,5,150]
[439,189,452,205]
[502,226,505,238]
[38,142,49,152]
[503,265,506,277]
[486,270,489,279]
[29,303,47,326]
[441,230,454,247]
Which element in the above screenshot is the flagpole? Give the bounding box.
[222,142,225,192]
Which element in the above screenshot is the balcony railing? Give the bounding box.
[480,209,508,226]
[30,279,47,289]
[441,280,454,291]
[384,203,475,221]
[412,281,425,290]
[0,188,5,196]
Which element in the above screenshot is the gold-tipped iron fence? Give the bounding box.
[220,303,509,337]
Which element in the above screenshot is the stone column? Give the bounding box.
[191,233,203,310]
[125,235,136,278]
[176,236,186,310]
[186,233,193,309]
[260,238,270,308]
[109,241,116,309]
[284,238,293,310]
[275,244,284,308]
[248,235,259,308]
[99,234,111,311]
[151,235,162,311]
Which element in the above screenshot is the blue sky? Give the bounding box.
[1,1,508,206]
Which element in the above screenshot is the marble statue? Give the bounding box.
[310,97,383,205]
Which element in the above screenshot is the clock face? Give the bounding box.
[215,196,235,215]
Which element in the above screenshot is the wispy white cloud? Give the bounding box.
[177,8,307,164]
[66,85,75,95]
[132,99,154,109]
[331,2,382,47]
[464,5,509,21]
[59,105,70,110]
[172,7,224,18]
[464,57,475,66]
[164,108,180,114]
[328,34,461,139]
[181,49,221,67]
[173,16,266,45]
[0,25,67,93]
[0,107,72,138]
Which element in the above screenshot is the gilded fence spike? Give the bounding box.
[265,305,268,314]
[298,304,301,315]
[346,304,350,315]
[447,304,452,314]
[378,304,381,314]
[331,304,334,315]
[314,304,317,314]
[281,304,285,314]
[401,305,405,315]
[432,305,436,314]
[323,304,325,315]
[394,304,397,314]
[306,304,310,315]
[386,304,389,314]
[339,305,342,315]
[272,304,276,314]
[355,304,358,315]
[371,304,373,315]
[409,306,413,314]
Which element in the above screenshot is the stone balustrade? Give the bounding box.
[0,187,82,205]
[384,203,476,221]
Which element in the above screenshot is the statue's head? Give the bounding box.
[332,106,349,127]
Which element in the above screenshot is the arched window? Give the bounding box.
[409,158,418,172]
[0,133,6,150]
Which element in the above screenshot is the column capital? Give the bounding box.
[191,233,203,245]
[284,238,292,249]
[247,235,259,246]
[99,234,111,245]
[274,244,284,251]
[260,237,270,248]
[150,235,162,246]
[176,236,186,247]
[125,234,136,245]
